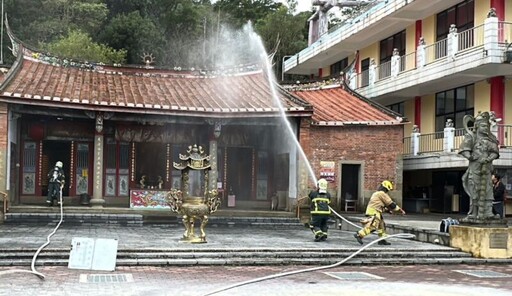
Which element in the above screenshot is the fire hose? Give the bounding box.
[200,206,416,296]
[0,186,64,279]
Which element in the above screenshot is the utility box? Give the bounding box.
[452,194,459,212]
[227,193,236,207]
[68,237,118,271]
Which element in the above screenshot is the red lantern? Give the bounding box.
[28,124,45,140]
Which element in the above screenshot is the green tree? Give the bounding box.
[213,0,281,28]
[255,6,309,81]
[99,11,165,64]
[15,0,108,44]
[157,0,206,66]
[44,30,126,64]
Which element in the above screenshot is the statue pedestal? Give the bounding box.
[450,224,511,258]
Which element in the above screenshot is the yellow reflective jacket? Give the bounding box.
[308,190,331,215]
[366,190,402,216]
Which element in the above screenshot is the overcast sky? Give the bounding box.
[289,0,313,12]
[211,1,314,13]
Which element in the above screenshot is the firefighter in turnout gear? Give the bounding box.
[46,161,65,206]
[353,180,405,245]
[308,178,331,242]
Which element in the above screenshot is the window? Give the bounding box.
[379,30,406,78]
[436,0,474,41]
[435,85,474,131]
[360,58,370,87]
[330,58,348,78]
[387,102,404,116]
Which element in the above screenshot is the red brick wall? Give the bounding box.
[0,103,8,194]
[300,123,403,192]
[0,103,7,149]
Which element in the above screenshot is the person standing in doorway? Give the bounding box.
[308,178,331,242]
[46,161,65,206]
[492,173,505,218]
[353,180,405,245]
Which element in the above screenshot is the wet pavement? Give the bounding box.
[1,264,512,296]
[0,212,510,295]
[0,221,448,250]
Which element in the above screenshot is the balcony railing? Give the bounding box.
[284,0,411,72]
[355,24,488,88]
[403,125,512,155]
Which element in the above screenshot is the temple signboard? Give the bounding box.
[130,190,171,209]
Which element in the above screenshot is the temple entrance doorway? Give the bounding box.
[226,147,253,201]
[339,162,362,212]
[42,140,71,197]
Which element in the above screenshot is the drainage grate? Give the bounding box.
[79,273,134,283]
[453,270,512,278]
[324,272,384,280]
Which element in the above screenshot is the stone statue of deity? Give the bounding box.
[459,111,500,222]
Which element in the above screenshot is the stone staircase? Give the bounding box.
[4,212,304,228]
[4,206,302,228]
[1,246,505,267]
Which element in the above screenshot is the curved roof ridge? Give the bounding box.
[291,85,405,126]
[4,17,265,78]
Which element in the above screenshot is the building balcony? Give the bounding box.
[285,0,462,75]
[403,124,512,171]
[352,21,512,103]
[286,10,512,105]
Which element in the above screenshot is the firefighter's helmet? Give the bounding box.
[55,161,63,168]
[381,180,393,191]
[317,178,328,193]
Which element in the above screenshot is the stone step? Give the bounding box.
[0,250,473,259]
[4,213,144,226]
[4,213,304,227]
[0,256,507,267]
[0,246,481,267]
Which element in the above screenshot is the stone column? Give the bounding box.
[208,121,221,191]
[368,58,376,85]
[0,104,8,222]
[411,125,420,156]
[443,119,455,152]
[484,12,499,57]
[416,37,426,68]
[447,24,458,60]
[90,113,105,208]
[208,141,218,191]
[390,48,400,77]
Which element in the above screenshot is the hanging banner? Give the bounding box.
[319,161,335,182]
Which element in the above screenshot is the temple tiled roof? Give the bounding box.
[290,85,404,126]
[0,23,312,119]
[0,56,312,118]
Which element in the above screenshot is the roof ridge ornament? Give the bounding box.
[141,53,155,69]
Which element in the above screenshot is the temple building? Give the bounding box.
[0,21,404,218]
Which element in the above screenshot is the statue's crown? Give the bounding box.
[475,111,490,124]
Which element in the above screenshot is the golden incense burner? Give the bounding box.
[167,144,220,243]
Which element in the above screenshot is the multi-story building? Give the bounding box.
[284,0,512,215]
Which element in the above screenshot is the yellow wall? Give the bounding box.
[507,0,512,21]
[421,94,435,134]
[359,43,379,68]
[406,23,415,54]
[403,99,415,134]
[422,15,436,44]
[405,24,416,71]
[475,0,490,26]
[322,65,331,77]
[505,80,512,125]
[474,80,490,114]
